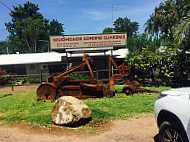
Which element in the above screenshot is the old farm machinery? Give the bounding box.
[37,54,160,101]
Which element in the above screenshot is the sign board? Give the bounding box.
[50,33,127,50]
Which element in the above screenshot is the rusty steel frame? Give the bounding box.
[37,54,107,100]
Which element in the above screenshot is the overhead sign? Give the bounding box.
[50,33,127,49]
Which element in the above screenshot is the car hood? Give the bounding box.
[161,87,190,96]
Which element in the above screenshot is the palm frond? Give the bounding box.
[173,12,190,45]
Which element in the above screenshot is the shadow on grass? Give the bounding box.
[54,117,92,128]
[54,109,112,128]
[0,94,12,98]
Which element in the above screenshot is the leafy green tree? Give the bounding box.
[127,35,190,86]
[102,27,113,33]
[145,0,189,42]
[173,4,190,46]
[127,34,161,58]
[5,1,49,53]
[144,14,159,37]
[49,19,64,35]
[5,1,64,53]
[126,34,162,83]
[0,41,8,54]
[113,17,139,36]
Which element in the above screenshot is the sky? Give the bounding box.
[0,0,164,41]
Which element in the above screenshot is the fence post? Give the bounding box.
[11,85,14,91]
[40,71,42,84]
[96,70,98,80]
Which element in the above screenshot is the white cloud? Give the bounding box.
[82,9,111,21]
[56,0,66,4]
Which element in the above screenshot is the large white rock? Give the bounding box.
[52,96,91,125]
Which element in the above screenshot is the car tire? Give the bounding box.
[159,121,188,142]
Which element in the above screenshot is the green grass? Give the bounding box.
[114,85,172,92]
[84,94,158,120]
[0,86,171,130]
[0,91,53,127]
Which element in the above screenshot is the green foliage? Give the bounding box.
[127,34,190,87]
[5,1,49,53]
[49,19,64,35]
[102,16,139,36]
[102,27,113,33]
[28,78,40,84]
[145,0,190,52]
[19,77,28,84]
[67,73,90,80]
[126,34,162,82]
[145,0,189,38]
[127,33,161,58]
[173,10,190,46]
[162,52,190,86]
[4,1,64,53]
[0,41,8,54]
[113,17,139,36]
[2,73,17,85]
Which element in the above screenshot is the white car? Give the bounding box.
[154,87,190,142]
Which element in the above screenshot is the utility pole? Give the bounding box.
[111,5,125,25]
[6,47,9,54]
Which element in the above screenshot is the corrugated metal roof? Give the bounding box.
[0,52,66,65]
[0,49,128,66]
[71,49,129,58]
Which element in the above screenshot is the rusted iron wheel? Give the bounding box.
[37,84,57,101]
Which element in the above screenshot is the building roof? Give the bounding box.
[0,52,66,65]
[70,48,129,58]
[106,48,128,58]
[0,48,128,66]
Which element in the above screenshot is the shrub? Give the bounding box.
[67,73,90,80]
[19,77,28,84]
[28,78,40,84]
[2,73,17,85]
[0,68,6,85]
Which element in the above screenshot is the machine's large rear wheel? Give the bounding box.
[37,84,57,101]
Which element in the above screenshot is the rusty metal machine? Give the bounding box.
[108,56,161,96]
[37,54,160,101]
[37,54,107,100]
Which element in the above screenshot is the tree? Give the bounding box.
[0,41,8,54]
[49,19,64,35]
[127,0,190,86]
[113,17,139,36]
[5,1,64,53]
[21,17,49,52]
[126,34,162,84]
[145,0,189,41]
[144,14,159,37]
[102,27,113,33]
[5,1,49,53]
[173,4,190,46]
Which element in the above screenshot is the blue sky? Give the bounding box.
[0,0,163,41]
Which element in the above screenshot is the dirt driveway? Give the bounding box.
[0,115,158,142]
[0,85,158,142]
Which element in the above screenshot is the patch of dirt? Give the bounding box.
[0,84,39,92]
[0,115,158,142]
